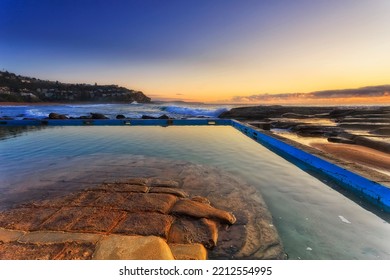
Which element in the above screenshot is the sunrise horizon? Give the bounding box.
[1,0,390,104]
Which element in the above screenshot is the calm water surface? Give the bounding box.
[0,126,389,259]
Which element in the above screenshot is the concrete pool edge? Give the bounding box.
[2,118,390,212]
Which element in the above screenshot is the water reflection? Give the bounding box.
[0,126,389,259]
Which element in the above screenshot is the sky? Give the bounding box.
[1,0,390,103]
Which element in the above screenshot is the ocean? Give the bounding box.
[0,103,234,120]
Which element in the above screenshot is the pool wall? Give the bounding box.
[2,118,390,212]
[231,120,390,212]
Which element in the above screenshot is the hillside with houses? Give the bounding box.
[0,71,151,103]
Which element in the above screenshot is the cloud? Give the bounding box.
[231,85,390,103]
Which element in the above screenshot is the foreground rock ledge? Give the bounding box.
[0,159,286,260]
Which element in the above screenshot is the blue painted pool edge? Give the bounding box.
[231,120,390,213]
[2,118,389,212]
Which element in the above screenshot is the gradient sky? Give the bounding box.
[1,0,390,102]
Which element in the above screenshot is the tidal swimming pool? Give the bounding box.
[0,125,389,259]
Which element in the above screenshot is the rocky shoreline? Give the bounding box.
[219,105,390,184]
[219,105,390,151]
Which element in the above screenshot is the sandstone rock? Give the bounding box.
[54,242,95,260]
[171,199,236,224]
[93,235,174,260]
[119,193,178,213]
[69,191,102,207]
[0,207,58,231]
[0,228,25,242]
[70,208,125,233]
[213,224,246,258]
[179,164,286,259]
[93,191,129,207]
[114,212,174,238]
[0,241,65,260]
[150,179,180,188]
[169,243,207,260]
[168,218,218,248]
[104,183,149,193]
[191,196,210,204]
[122,178,149,186]
[18,231,101,244]
[39,207,83,231]
[0,164,285,260]
[149,187,188,198]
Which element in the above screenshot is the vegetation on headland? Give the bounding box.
[0,70,151,103]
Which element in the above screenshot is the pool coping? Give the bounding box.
[2,118,390,212]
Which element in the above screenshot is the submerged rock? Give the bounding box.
[0,159,286,260]
[158,114,170,119]
[90,113,108,119]
[48,112,68,119]
[141,114,172,120]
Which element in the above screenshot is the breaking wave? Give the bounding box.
[160,105,228,117]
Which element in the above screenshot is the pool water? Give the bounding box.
[0,125,389,259]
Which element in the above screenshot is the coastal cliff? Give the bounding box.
[0,71,151,103]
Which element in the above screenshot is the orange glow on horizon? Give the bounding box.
[219,95,390,105]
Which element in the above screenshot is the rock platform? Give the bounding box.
[0,156,286,260]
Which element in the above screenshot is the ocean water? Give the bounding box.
[1,125,389,259]
[0,103,232,120]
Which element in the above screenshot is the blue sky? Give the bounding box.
[1,0,390,102]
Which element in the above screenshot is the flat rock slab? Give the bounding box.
[0,228,25,242]
[118,193,178,213]
[93,235,174,260]
[0,155,286,259]
[0,241,95,260]
[18,231,101,244]
[0,207,58,231]
[169,243,207,260]
[113,212,174,238]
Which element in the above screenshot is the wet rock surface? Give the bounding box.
[220,105,390,155]
[0,156,285,260]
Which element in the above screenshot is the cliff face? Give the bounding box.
[0,71,151,103]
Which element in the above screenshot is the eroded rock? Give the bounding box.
[168,218,218,248]
[171,199,236,225]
